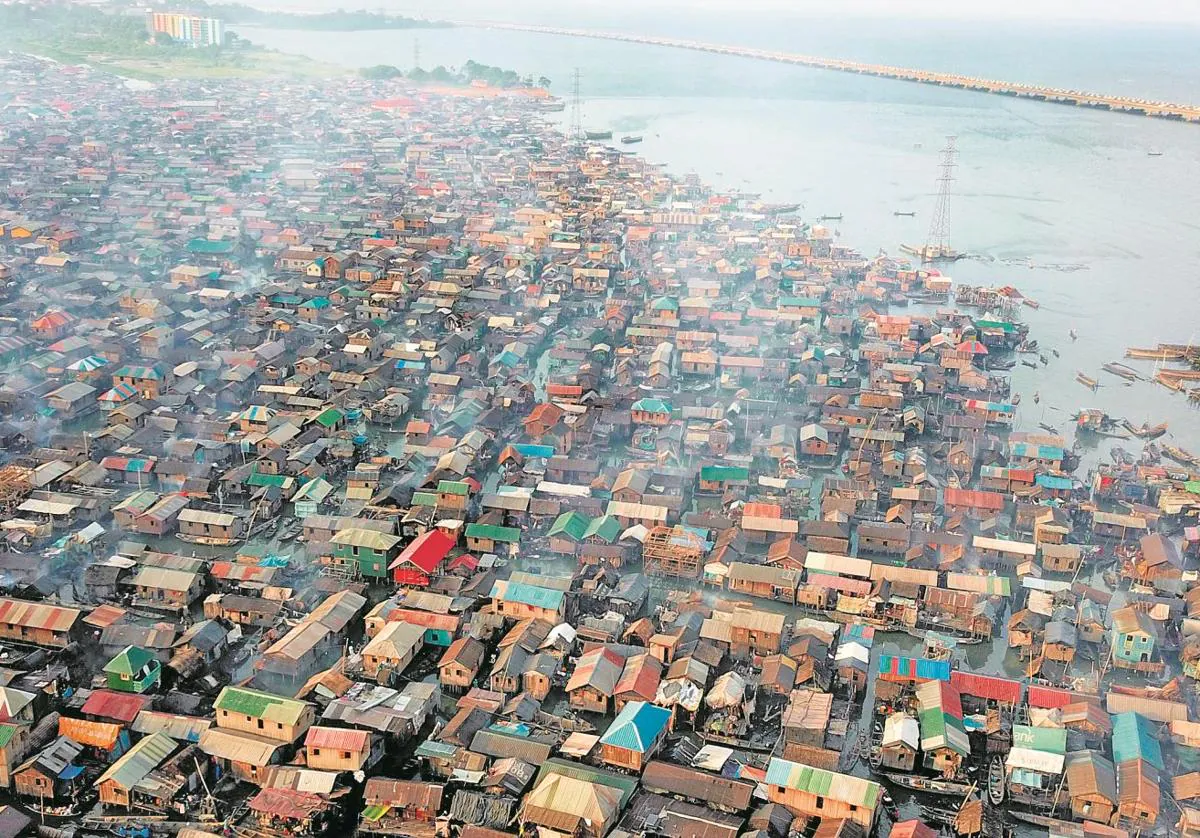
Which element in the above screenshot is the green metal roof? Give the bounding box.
[214,686,309,724]
[583,514,622,543]
[549,511,590,541]
[700,465,750,482]
[103,645,156,677]
[437,480,470,496]
[466,523,521,543]
[313,407,344,428]
[187,238,233,255]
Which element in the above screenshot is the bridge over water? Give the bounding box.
[452,21,1200,124]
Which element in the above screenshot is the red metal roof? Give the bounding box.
[614,655,662,700]
[943,488,1005,510]
[390,530,455,574]
[950,671,1022,705]
[81,689,152,723]
[1027,684,1082,709]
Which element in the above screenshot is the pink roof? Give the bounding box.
[891,821,938,838]
[305,726,368,752]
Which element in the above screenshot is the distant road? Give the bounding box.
[450,20,1200,125]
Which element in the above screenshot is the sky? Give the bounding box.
[257,0,1200,25]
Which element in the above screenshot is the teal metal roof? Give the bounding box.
[632,397,672,414]
[599,701,670,754]
[1112,712,1163,770]
[490,581,563,611]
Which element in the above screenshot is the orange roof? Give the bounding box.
[60,716,123,749]
[742,502,782,519]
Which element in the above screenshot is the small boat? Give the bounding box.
[893,210,916,217]
[881,772,974,796]
[1038,422,1057,434]
[987,755,1007,805]
[1164,446,1200,467]
[1022,298,1040,309]
[1156,371,1186,391]
[1102,362,1140,381]
[1126,346,1186,360]
[818,214,843,222]
[1069,328,1078,341]
[1148,149,1163,157]
[1033,392,1040,404]
[1076,371,1099,389]
[1122,420,1168,439]
[620,134,643,144]
[1021,360,1037,369]
[584,129,612,140]
[1051,348,1060,358]
[1039,354,1049,365]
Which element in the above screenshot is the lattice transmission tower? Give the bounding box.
[924,136,957,259]
[568,67,583,142]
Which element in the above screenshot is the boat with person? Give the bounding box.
[1122,420,1168,439]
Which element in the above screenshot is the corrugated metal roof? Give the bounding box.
[214,686,310,725]
[97,732,175,790]
[0,597,80,633]
[198,728,283,766]
[304,726,368,752]
[599,701,670,753]
[1112,712,1164,770]
[765,758,881,808]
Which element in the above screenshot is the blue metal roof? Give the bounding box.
[1036,474,1072,490]
[599,701,671,753]
[1010,441,1064,459]
[514,443,555,458]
